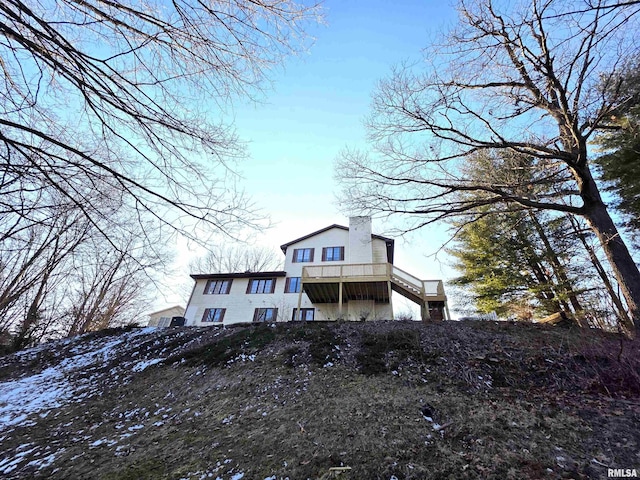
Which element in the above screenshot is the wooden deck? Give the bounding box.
[298,263,449,320]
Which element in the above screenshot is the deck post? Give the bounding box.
[296,271,304,321]
[420,302,431,322]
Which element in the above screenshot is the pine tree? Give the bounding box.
[448,209,581,321]
[594,104,640,232]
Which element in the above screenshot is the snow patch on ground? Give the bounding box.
[0,367,71,428]
[132,357,165,372]
[0,328,162,431]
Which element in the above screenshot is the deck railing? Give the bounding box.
[391,265,444,297]
[301,263,445,299]
[302,263,391,279]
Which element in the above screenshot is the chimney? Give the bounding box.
[348,216,373,264]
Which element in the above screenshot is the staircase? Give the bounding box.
[390,266,447,320]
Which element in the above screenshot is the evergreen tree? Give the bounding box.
[448,151,587,322]
[449,209,581,321]
[594,90,640,232]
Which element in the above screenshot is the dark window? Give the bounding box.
[204,279,232,294]
[246,278,276,294]
[202,308,225,323]
[322,246,344,262]
[285,277,301,293]
[253,308,278,322]
[292,308,315,321]
[292,248,314,263]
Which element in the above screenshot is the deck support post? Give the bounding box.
[296,280,304,321]
[388,280,394,320]
[338,280,344,319]
[420,302,431,322]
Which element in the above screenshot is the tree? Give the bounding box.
[64,233,159,337]
[449,208,593,321]
[0,205,89,344]
[337,0,640,330]
[593,62,640,232]
[190,244,283,274]
[0,191,164,348]
[0,0,321,243]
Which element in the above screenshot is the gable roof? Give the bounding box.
[148,305,185,317]
[280,224,395,264]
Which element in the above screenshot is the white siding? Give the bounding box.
[348,216,373,264]
[372,237,389,263]
[185,276,320,326]
[148,306,185,326]
[284,228,350,274]
[346,300,392,321]
[184,220,401,326]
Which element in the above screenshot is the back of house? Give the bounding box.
[184,217,448,326]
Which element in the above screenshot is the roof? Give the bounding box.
[147,305,185,316]
[279,224,395,263]
[190,271,287,280]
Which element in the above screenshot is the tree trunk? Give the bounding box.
[566,214,632,329]
[582,201,639,334]
[528,212,584,322]
[570,155,638,334]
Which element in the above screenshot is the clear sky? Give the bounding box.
[162,1,460,316]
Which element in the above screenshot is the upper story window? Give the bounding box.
[285,277,301,293]
[322,246,345,262]
[202,308,225,323]
[246,278,276,294]
[204,279,232,294]
[292,248,314,263]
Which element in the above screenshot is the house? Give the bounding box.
[147,305,186,327]
[184,217,449,326]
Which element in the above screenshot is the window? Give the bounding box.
[204,279,232,295]
[322,246,344,262]
[292,248,314,263]
[202,308,225,323]
[285,277,301,293]
[246,278,276,294]
[158,316,171,328]
[253,308,278,322]
[292,308,314,321]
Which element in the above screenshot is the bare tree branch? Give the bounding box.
[337,0,640,329]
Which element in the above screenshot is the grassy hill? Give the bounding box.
[0,320,639,480]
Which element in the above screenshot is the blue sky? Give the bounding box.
[168,1,460,314]
[233,0,456,243]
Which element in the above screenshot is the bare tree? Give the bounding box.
[190,243,283,273]
[0,184,168,348]
[64,241,155,336]
[0,0,321,243]
[336,0,640,330]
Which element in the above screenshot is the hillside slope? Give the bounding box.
[0,321,639,480]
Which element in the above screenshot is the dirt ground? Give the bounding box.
[0,320,638,479]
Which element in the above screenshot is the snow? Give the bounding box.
[0,446,37,474]
[0,326,210,477]
[132,358,165,372]
[0,366,71,428]
[0,327,163,431]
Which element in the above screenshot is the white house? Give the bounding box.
[184,217,449,326]
[147,305,186,327]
